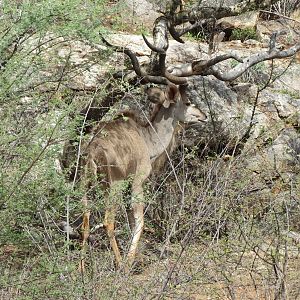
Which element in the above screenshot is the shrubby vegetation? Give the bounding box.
[0,1,115,298]
[231,27,258,41]
[1,0,300,299]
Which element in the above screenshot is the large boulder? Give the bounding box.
[217,11,259,31]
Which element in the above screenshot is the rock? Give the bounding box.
[124,0,160,27]
[217,11,259,30]
[257,20,300,46]
[186,76,253,146]
[272,64,300,93]
[232,83,258,103]
[259,90,300,118]
[268,128,300,167]
[243,39,261,46]
[100,34,300,169]
[194,0,240,7]
[247,127,300,176]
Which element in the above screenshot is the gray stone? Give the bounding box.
[124,0,160,26]
[217,11,259,30]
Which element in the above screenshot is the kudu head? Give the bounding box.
[146,84,207,124]
[100,35,208,127]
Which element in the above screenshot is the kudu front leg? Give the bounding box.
[127,201,145,270]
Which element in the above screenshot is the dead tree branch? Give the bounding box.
[172,0,279,25]
[207,43,300,81]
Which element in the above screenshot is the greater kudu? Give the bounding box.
[78,83,207,271]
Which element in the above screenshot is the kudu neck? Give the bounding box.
[142,103,180,162]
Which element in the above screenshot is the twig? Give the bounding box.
[260,9,300,25]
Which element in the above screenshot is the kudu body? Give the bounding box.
[79,84,206,270]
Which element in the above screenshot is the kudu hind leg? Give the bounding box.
[80,194,90,272]
[104,207,122,268]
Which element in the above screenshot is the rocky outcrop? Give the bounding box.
[28,26,300,200]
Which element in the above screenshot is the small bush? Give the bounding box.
[231,28,258,41]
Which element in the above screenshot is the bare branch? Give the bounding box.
[166,42,299,82]
[260,10,300,25]
[173,0,279,26]
[208,43,300,81]
[103,0,300,86]
[168,54,243,77]
[196,53,244,69]
[175,19,213,37]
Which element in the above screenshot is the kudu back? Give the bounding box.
[79,84,207,271]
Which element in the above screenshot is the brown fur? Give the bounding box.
[86,116,151,185]
[113,110,146,126]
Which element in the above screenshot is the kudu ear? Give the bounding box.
[163,84,179,108]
